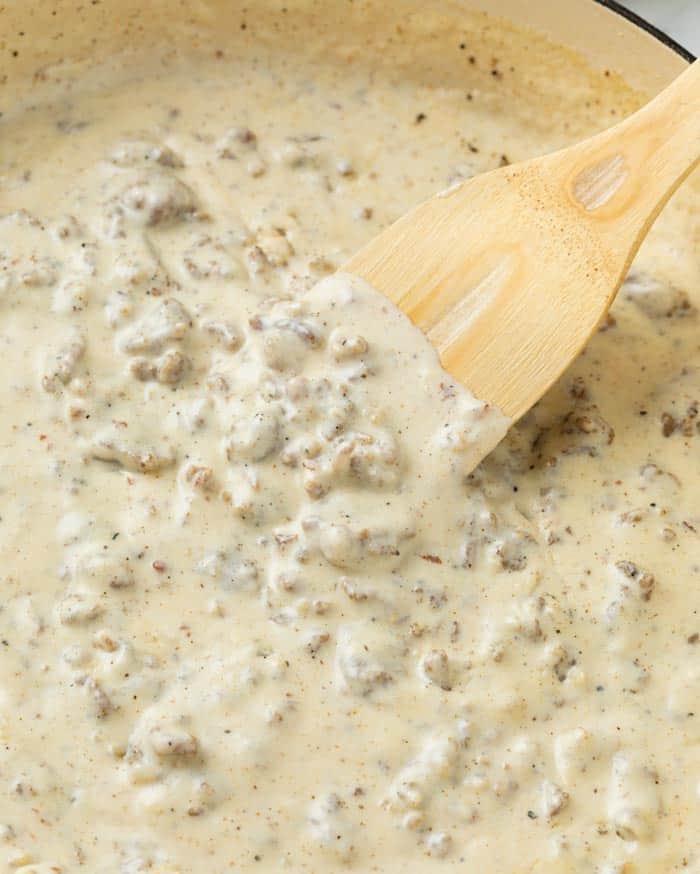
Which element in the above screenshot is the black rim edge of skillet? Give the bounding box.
[594,0,696,62]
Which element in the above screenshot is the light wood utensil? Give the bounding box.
[344,59,699,426]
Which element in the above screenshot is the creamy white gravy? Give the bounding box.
[0,19,698,874]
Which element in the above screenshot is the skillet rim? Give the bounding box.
[594,0,696,62]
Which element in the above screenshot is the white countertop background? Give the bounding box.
[620,0,699,56]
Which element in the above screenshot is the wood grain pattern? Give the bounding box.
[344,60,699,421]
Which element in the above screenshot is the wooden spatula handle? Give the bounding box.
[562,60,699,248]
[344,60,699,423]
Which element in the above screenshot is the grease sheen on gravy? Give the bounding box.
[0,10,698,874]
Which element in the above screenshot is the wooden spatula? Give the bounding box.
[344,60,699,435]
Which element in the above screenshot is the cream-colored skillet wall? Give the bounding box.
[0,0,690,106]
